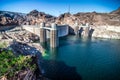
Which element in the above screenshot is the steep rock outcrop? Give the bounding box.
[110,7,120,14]
[0,11,26,26]
[25,10,56,26]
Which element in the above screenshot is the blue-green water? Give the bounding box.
[40,35,120,80]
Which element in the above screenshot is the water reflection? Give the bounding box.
[49,47,58,60]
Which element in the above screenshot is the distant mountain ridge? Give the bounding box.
[110,7,120,14]
[0,11,26,26]
[0,7,120,26]
[26,10,56,25]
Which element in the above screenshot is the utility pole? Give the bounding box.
[68,5,70,13]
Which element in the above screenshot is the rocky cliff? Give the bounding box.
[1,8,120,26]
[25,10,56,26]
[0,11,26,26]
[0,8,120,39]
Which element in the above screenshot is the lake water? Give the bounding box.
[40,35,120,80]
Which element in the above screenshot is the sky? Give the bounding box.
[0,0,120,16]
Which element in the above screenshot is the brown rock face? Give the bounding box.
[56,11,120,26]
[0,11,25,26]
[25,10,56,26]
[110,7,120,14]
[0,16,17,26]
[0,7,120,27]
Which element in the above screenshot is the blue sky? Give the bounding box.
[0,0,120,16]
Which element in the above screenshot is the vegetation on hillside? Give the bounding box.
[0,42,37,79]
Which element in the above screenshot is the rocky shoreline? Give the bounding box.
[91,25,120,39]
[0,26,39,42]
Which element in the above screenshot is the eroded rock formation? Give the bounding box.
[25,10,56,26]
[0,11,26,26]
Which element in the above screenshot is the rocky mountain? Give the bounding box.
[25,10,56,26]
[0,10,56,26]
[56,11,120,26]
[110,7,120,14]
[0,8,120,26]
[0,11,26,26]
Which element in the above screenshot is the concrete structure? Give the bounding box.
[50,23,59,47]
[39,23,58,47]
[40,23,46,43]
[74,21,79,35]
[22,23,69,47]
[81,23,90,37]
[22,24,69,38]
[74,22,90,37]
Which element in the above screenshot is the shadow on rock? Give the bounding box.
[10,40,42,57]
[89,29,94,38]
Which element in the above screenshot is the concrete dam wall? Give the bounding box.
[22,25,69,38]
